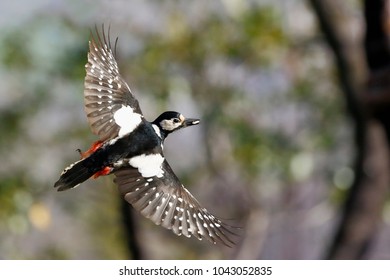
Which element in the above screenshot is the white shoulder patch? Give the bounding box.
[113,105,142,137]
[129,154,165,178]
[152,124,162,138]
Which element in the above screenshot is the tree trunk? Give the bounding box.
[309,0,390,259]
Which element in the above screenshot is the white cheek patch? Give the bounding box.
[129,154,165,178]
[161,120,180,131]
[113,105,142,137]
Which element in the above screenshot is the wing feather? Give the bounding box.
[84,26,143,141]
[114,160,236,246]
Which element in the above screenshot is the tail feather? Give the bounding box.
[54,158,96,191]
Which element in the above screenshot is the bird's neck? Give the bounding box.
[151,122,169,140]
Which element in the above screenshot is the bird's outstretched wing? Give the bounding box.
[114,159,235,247]
[84,26,143,141]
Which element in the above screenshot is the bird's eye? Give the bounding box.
[173,118,180,123]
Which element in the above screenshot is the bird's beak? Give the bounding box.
[183,118,200,127]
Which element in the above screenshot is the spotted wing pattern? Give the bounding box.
[114,160,235,246]
[84,27,142,141]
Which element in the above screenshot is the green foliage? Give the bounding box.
[0,31,32,69]
[0,175,28,219]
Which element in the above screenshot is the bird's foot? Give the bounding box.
[77,140,104,159]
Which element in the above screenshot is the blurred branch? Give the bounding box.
[308,0,389,259]
[120,199,143,259]
[362,0,390,134]
[363,0,390,70]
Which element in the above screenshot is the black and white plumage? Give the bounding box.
[54,27,235,246]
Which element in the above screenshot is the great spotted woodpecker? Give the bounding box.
[54,27,234,246]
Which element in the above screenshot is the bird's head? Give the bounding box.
[152,111,200,138]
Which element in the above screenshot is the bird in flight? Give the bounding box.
[54,27,234,246]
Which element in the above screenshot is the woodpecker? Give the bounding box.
[54,27,234,246]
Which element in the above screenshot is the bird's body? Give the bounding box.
[55,119,160,190]
[54,27,234,246]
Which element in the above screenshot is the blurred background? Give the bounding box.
[1,0,390,259]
